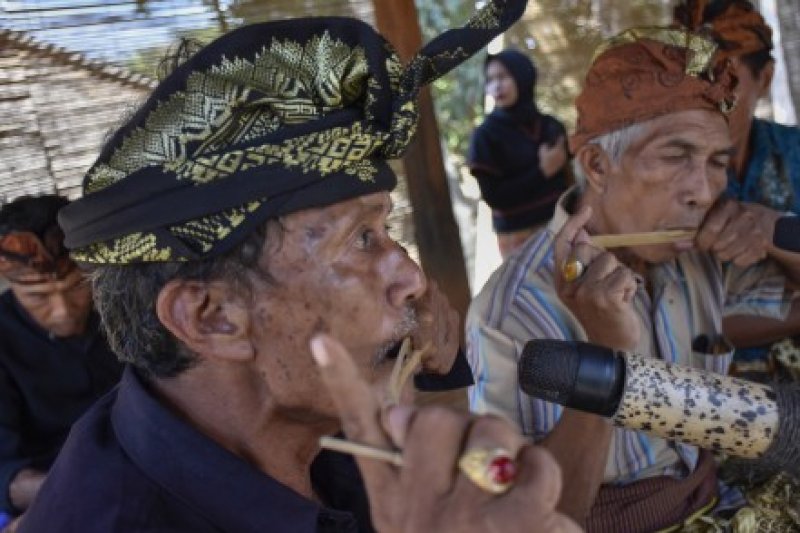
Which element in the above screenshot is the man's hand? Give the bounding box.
[8,469,45,513]
[539,136,568,178]
[411,280,460,374]
[554,206,640,351]
[311,334,580,533]
[0,515,22,533]
[696,198,780,267]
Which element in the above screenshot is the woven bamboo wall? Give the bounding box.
[0,30,153,200]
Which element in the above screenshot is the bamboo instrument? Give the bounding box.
[319,338,431,467]
[320,436,404,466]
[387,339,430,405]
[590,229,696,249]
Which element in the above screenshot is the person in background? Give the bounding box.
[675,0,800,380]
[468,49,570,259]
[0,195,122,531]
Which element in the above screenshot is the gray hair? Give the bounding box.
[89,221,279,379]
[571,121,647,189]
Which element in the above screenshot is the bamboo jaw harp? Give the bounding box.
[318,338,429,466]
[590,229,697,249]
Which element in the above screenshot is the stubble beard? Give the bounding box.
[372,306,418,367]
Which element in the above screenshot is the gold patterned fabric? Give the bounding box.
[570,27,738,152]
[673,0,773,60]
[60,2,527,264]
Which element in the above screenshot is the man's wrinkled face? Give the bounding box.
[9,266,93,337]
[486,60,519,109]
[248,192,426,418]
[594,109,733,263]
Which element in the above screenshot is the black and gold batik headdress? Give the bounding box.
[59,1,527,264]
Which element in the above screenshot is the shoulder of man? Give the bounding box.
[18,389,214,533]
[468,229,558,327]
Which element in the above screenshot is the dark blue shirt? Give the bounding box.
[727,118,800,214]
[19,368,372,532]
[0,290,122,514]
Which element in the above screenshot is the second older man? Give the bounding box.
[467,27,800,532]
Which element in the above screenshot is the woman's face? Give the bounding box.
[485,60,518,109]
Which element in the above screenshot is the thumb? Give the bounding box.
[311,334,397,490]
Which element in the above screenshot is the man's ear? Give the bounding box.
[576,143,613,194]
[757,60,775,99]
[156,279,254,363]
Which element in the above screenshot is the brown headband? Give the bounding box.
[570,28,737,152]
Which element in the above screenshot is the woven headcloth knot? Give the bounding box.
[60,1,526,264]
[673,0,773,59]
[570,27,738,153]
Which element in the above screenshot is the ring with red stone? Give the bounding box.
[457,447,517,495]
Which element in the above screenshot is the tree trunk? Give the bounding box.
[372,0,471,410]
[371,0,471,336]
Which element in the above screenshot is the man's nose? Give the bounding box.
[683,164,718,209]
[48,293,70,321]
[386,245,427,308]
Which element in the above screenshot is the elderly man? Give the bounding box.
[467,27,800,531]
[0,195,122,525]
[17,4,579,533]
[675,0,800,377]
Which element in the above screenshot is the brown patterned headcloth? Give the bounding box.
[0,195,74,283]
[570,27,738,152]
[673,0,773,59]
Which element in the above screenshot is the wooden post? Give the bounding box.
[372,0,472,337]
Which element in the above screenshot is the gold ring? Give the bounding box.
[561,258,585,283]
[457,447,516,495]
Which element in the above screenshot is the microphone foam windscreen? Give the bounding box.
[519,339,580,404]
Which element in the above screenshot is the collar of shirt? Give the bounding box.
[111,368,360,533]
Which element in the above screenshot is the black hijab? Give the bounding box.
[485,49,540,125]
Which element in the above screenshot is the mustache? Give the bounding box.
[373,306,418,367]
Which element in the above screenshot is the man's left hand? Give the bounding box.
[696,198,781,267]
[1,516,21,533]
[411,280,460,375]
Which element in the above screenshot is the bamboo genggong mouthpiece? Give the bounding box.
[591,230,696,249]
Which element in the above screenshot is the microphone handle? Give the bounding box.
[615,352,779,458]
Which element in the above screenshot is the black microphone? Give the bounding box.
[517,339,625,417]
[518,340,800,477]
[773,216,800,253]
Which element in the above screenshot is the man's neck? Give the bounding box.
[152,368,335,500]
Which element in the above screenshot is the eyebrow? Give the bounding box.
[359,198,393,219]
[658,139,734,158]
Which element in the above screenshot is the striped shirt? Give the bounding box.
[467,191,790,488]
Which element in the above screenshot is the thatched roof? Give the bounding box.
[0,29,153,201]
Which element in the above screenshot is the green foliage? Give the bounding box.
[415,0,485,163]
[415,0,675,164]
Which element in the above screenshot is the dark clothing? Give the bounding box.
[19,368,373,533]
[0,290,122,514]
[468,109,568,232]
